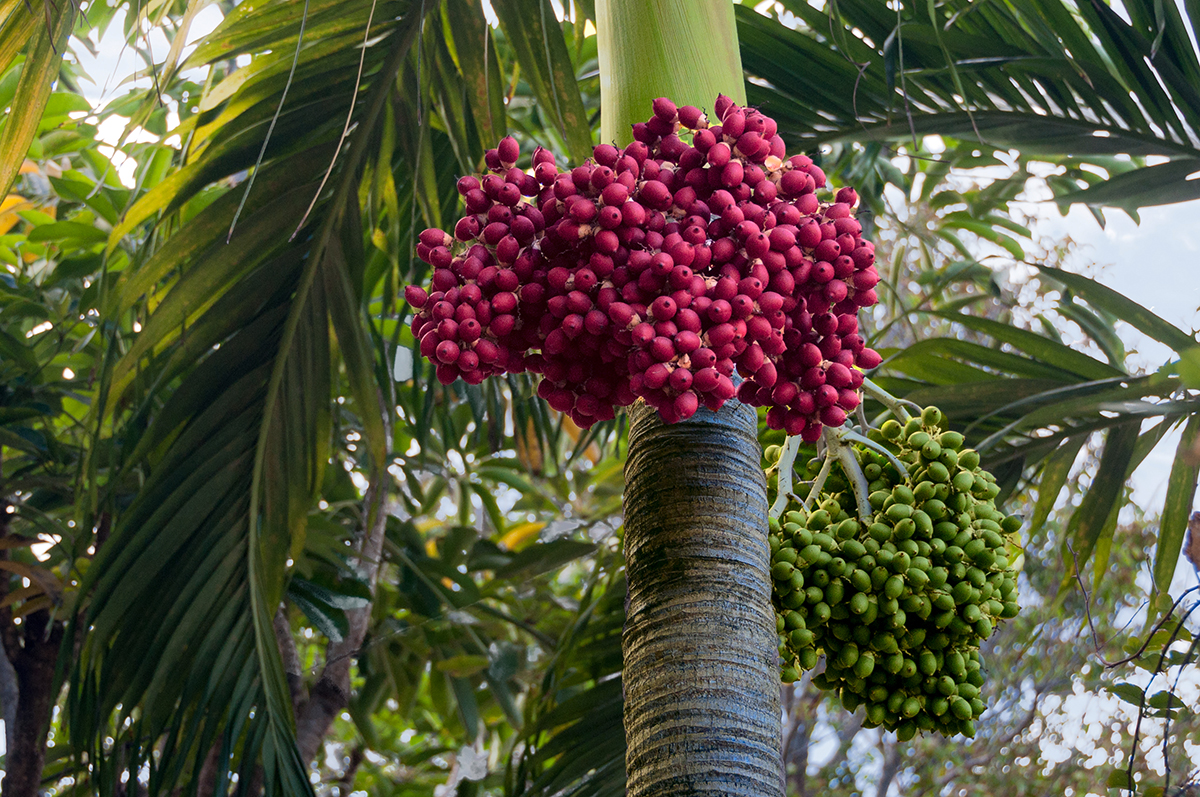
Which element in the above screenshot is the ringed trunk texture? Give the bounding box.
[622,400,783,797]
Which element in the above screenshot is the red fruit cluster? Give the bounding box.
[405,96,881,439]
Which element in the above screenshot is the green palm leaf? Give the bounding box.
[68,0,434,791]
[738,0,1200,212]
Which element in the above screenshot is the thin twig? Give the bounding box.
[1067,542,1200,669]
[227,0,311,242]
[291,0,381,239]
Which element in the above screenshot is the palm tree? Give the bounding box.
[0,0,1197,794]
[595,3,782,794]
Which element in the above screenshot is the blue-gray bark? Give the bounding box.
[623,399,783,797]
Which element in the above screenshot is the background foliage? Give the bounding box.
[0,0,1197,795]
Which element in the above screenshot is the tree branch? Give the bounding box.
[295,475,389,764]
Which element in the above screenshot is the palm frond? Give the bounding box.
[738,0,1200,212]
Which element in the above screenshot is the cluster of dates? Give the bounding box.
[406,96,881,436]
[768,407,1021,739]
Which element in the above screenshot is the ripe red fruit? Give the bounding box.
[856,348,882,369]
[435,340,461,364]
[653,97,678,121]
[819,405,847,427]
[678,105,705,128]
[593,143,620,167]
[651,296,678,321]
[404,285,429,308]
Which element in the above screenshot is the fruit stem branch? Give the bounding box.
[861,377,920,422]
[840,428,910,478]
[770,435,803,521]
[802,440,835,512]
[834,436,872,522]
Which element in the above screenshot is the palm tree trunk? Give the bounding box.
[622,401,782,797]
[598,1,783,794]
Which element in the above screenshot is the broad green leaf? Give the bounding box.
[1063,421,1140,581]
[0,3,74,200]
[934,312,1121,381]
[1038,265,1198,354]
[493,539,597,581]
[1030,436,1086,534]
[492,0,593,163]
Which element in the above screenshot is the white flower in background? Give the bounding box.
[459,743,489,781]
[432,740,488,795]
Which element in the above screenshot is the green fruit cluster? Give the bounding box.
[768,406,1021,740]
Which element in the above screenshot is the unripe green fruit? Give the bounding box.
[904,417,923,438]
[881,419,902,439]
[886,503,913,522]
[807,509,831,530]
[938,431,964,450]
[952,471,975,492]
[772,562,795,580]
[784,611,805,630]
[951,697,973,720]
[934,521,958,541]
[764,445,782,463]
[825,581,845,605]
[800,544,822,564]
[781,666,800,682]
[836,518,860,540]
[958,449,980,470]
[1001,514,1022,533]
[975,616,993,638]
[926,462,950,483]
[922,406,944,427]
[774,547,799,565]
[800,647,818,670]
[789,628,814,648]
[811,602,831,624]
[921,440,942,460]
[907,431,932,449]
